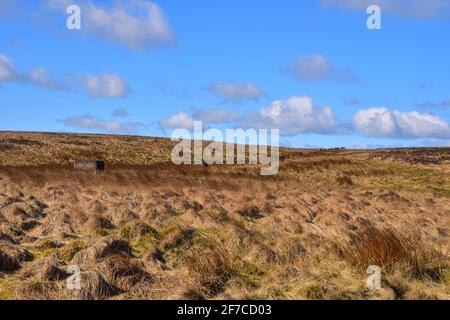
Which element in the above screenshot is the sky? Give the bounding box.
[1,0,450,148]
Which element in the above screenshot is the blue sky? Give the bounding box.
[1,0,450,148]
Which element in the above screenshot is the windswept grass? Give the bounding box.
[185,241,239,298]
[335,225,449,281]
[0,132,449,300]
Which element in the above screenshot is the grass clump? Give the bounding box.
[37,240,63,250]
[185,242,238,298]
[305,284,328,300]
[238,261,268,288]
[133,234,159,258]
[58,240,87,262]
[120,221,159,243]
[335,225,448,280]
[95,228,113,237]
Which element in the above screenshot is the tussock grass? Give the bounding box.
[1,132,449,300]
[69,270,118,300]
[14,280,60,300]
[71,238,132,266]
[335,225,449,280]
[185,242,238,298]
[96,253,153,292]
[58,240,87,262]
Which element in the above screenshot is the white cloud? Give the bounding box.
[208,82,264,102]
[62,114,144,134]
[0,54,18,83]
[0,54,63,89]
[79,73,130,98]
[353,107,450,139]
[160,112,195,130]
[1,53,128,98]
[27,67,65,90]
[285,54,358,83]
[241,96,336,136]
[320,0,450,20]
[353,108,396,137]
[287,54,332,82]
[45,0,175,51]
[162,97,337,137]
[159,107,240,130]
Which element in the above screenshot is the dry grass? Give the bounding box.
[336,175,353,187]
[237,206,264,219]
[0,132,449,300]
[58,240,87,263]
[185,242,238,298]
[335,225,448,280]
[96,253,153,292]
[69,270,118,300]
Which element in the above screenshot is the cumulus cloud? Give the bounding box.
[45,0,175,51]
[78,73,130,98]
[0,54,63,89]
[160,98,337,136]
[0,54,18,82]
[62,114,145,134]
[240,96,336,136]
[284,54,358,83]
[320,0,450,20]
[208,82,264,103]
[0,53,128,98]
[158,100,450,141]
[111,107,128,117]
[27,67,65,90]
[353,107,450,139]
[159,112,195,130]
[159,108,240,130]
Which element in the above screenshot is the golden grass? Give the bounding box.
[185,242,238,298]
[0,132,449,300]
[335,225,448,280]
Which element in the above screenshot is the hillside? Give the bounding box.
[0,132,176,166]
[0,132,449,300]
